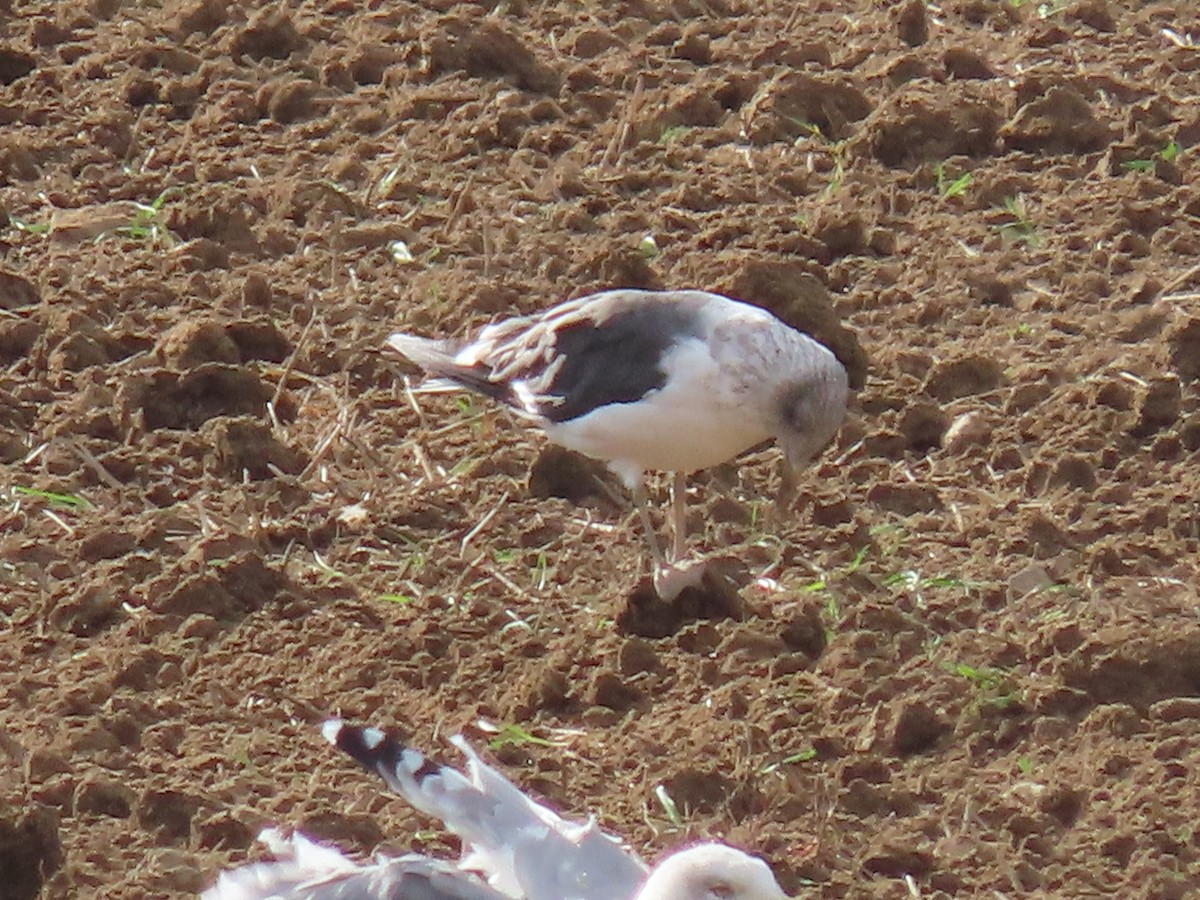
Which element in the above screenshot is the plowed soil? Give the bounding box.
[3,1,1200,897]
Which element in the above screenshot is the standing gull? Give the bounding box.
[203,719,791,900]
[387,289,849,588]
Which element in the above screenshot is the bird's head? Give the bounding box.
[635,843,791,900]
[774,363,849,474]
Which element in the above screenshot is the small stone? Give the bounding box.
[1132,376,1181,436]
[24,748,70,782]
[47,585,121,637]
[617,638,659,676]
[896,0,929,46]
[75,776,134,818]
[138,788,200,844]
[527,445,607,504]
[865,481,943,515]
[780,604,826,659]
[899,401,948,451]
[1149,697,1200,722]
[0,806,63,898]
[943,46,995,79]
[1168,318,1200,381]
[924,354,1004,401]
[942,411,991,453]
[890,700,948,755]
[242,270,273,308]
[1079,703,1144,737]
[1049,454,1098,491]
[533,668,570,710]
[1006,563,1054,601]
[590,671,641,711]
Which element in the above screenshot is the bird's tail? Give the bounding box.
[386,333,514,405]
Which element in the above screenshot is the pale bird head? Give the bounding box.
[775,365,849,473]
[635,843,791,900]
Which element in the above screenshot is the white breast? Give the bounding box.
[542,337,774,486]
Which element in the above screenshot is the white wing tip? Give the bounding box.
[321,718,344,746]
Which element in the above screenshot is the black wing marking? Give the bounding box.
[535,298,706,423]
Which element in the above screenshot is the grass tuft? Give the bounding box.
[995,195,1041,247]
[935,163,972,198]
[112,187,184,248]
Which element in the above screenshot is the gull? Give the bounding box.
[203,719,791,900]
[386,289,849,591]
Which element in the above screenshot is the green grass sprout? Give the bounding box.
[995,195,1042,247]
[13,486,90,508]
[658,125,690,144]
[935,163,972,198]
[378,593,413,605]
[113,187,184,248]
[486,723,559,750]
[760,748,818,774]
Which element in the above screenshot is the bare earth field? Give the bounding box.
[2,1,1200,897]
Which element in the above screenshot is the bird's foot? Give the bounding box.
[652,557,709,602]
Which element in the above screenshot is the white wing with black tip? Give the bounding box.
[323,721,649,900]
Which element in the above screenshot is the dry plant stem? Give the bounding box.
[271,310,317,415]
[602,75,644,167]
[67,438,122,489]
[460,491,510,557]
[1162,260,1200,294]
